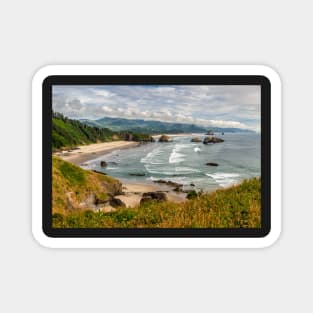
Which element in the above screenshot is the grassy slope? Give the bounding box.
[52,157,121,214]
[53,177,261,228]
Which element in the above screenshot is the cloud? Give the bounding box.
[67,98,83,110]
[52,85,260,131]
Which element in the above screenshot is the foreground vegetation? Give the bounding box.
[52,157,122,213]
[53,177,261,228]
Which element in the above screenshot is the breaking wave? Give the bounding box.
[205,172,241,187]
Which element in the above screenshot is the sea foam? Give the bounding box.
[169,144,187,163]
[205,172,241,187]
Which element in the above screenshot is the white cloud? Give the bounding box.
[52,85,260,131]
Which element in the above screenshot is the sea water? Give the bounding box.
[83,133,261,191]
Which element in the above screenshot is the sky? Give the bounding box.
[52,85,261,132]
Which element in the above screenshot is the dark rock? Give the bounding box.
[203,136,224,144]
[222,132,224,135]
[95,195,110,205]
[129,172,146,176]
[186,190,198,199]
[100,160,107,167]
[206,162,219,166]
[173,186,183,192]
[206,130,214,135]
[92,170,107,175]
[158,135,172,142]
[154,179,168,184]
[153,179,183,189]
[190,183,195,186]
[140,192,167,204]
[109,198,126,208]
[191,137,202,142]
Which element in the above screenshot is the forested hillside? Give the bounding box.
[81,116,254,134]
[52,112,120,150]
[52,112,154,151]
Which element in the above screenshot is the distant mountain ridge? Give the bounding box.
[80,116,254,134]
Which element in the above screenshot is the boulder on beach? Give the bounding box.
[158,135,172,142]
[140,192,168,204]
[153,179,183,189]
[100,160,107,167]
[191,137,202,142]
[186,190,198,199]
[206,162,219,166]
[173,186,183,192]
[203,136,224,144]
[206,130,214,135]
[109,198,126,208]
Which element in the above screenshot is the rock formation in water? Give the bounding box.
[203,136,224,144]
[191,137,202,142]
[158,135,172,142]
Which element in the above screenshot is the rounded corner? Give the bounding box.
[32,65,57,88]
[257,65,282,87]
[31,226,54,249]
[259,226,282,248]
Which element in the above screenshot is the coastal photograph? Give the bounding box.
[52,85,261,228]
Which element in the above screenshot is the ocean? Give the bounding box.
[83,133,261,191]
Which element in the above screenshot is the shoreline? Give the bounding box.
[53,133,197,165]
[54,141,141,165]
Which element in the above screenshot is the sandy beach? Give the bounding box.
[54,141,140,165]
[113,180,187,209]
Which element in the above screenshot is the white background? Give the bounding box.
[0,0,311,312]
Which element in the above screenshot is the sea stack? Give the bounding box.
[158,134,172,142]
[203,136,224,144]
[191,137,202,142]
[100,160,108,167]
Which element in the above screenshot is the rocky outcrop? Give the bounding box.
[109,198,126,208]
[140,192,168,204]
[206,162,219,166]
[203,136,224,144]
[191,137,202,142]
[100,179,123,196]
[158,135,172,142]
[153,179,183,190]
[100,160,107,167]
